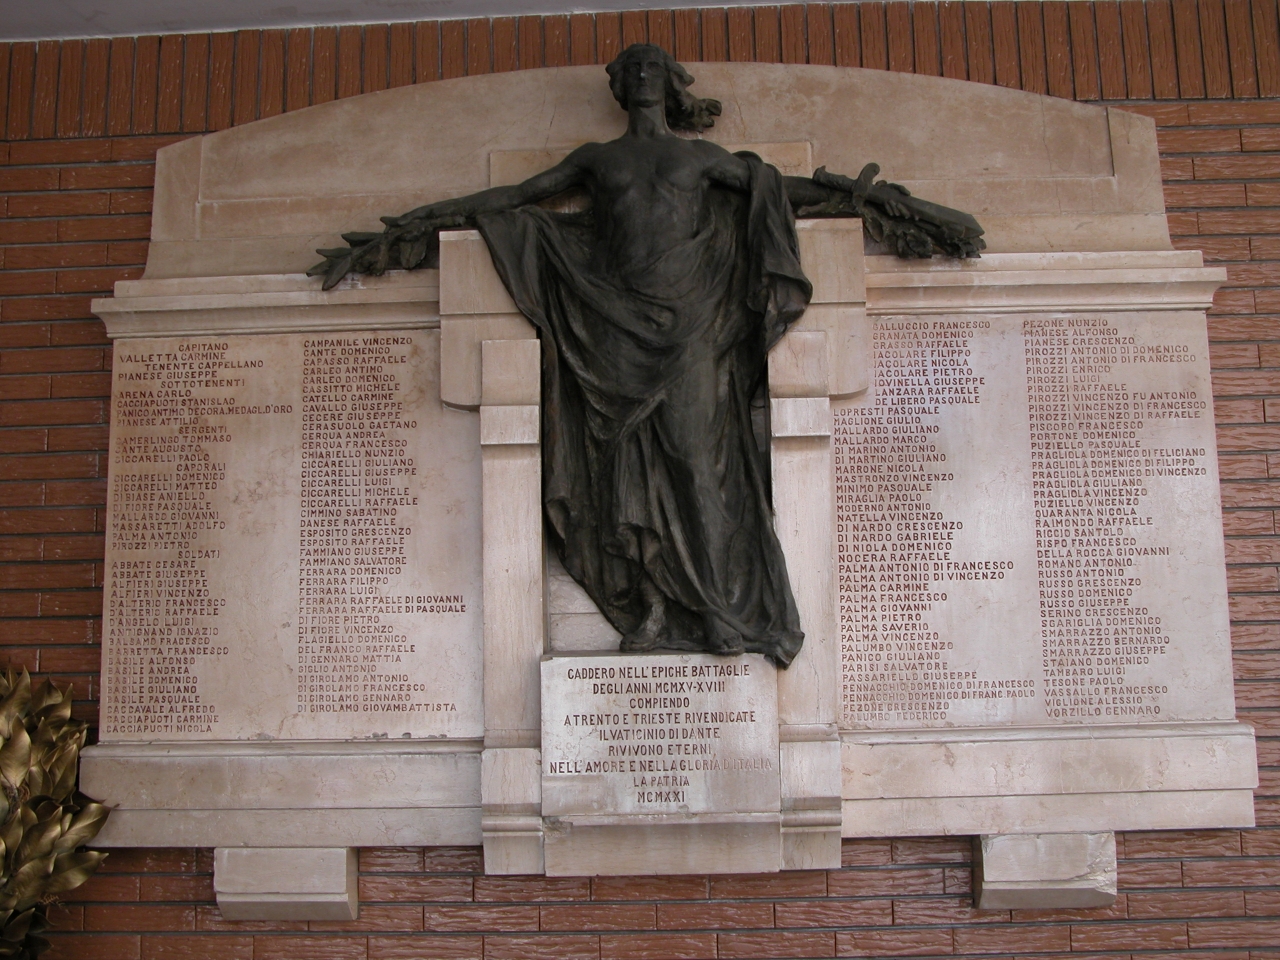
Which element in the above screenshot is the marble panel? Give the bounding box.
[836,310,1233,731]
[99,329,483,741]
[541,654,780,818]
[140,65,1168,279]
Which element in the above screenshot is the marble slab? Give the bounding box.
[541,654,780,818]
[836,311,1233,730]
[100,329,483,741]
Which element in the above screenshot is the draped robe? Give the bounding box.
[478,152,812,666]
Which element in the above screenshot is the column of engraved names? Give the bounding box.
[104,340,255,736]
[838,319,1023,726]
[1024,317,1177,721]
[298,337,422,718]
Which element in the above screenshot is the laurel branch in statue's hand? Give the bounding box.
[307,212,469,290]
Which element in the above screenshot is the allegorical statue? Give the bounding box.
[310,45,985,667]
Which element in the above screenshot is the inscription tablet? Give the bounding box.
[101,330,483,741]
[836,312,1233,730]
[542,653,779,817]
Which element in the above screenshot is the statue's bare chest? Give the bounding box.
[586,141,715,200]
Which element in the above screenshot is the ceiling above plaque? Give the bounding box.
[1,0,729,41]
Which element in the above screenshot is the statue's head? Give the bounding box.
[605,44,722,132]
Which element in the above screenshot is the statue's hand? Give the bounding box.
[809,163,985,260]
[307,210,468,290]
[881,195,913,220]
[387,202,447,227]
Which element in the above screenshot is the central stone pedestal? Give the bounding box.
[540,653,781,875]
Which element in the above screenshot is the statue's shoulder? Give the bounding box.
[567,139,604,154]
[559,139,621,171]
[683,137,747,172]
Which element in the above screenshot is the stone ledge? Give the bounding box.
[83,741,483,847]
[841,720,1258,800]
[866,250,1225,314]
[93,270,440,338]
[843,789,1256,838]
[90,807,481,848]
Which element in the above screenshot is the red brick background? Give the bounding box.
[3,2,1280,957]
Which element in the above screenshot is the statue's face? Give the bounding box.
[621,52,667,109]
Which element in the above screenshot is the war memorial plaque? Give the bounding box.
[835,310,1232,730]
[100,330,483,741]
[541,654,779,818]
[81,54,1256,901]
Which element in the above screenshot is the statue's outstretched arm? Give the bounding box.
[784,163,986,260]
[308,155,586,290]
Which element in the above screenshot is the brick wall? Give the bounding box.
[2,2,1279,957]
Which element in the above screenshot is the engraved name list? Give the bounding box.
[101,330,484,741]
[835,311,1232,731]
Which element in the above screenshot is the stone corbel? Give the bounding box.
[974,833,1118,910]
[440,229,547,874]
[214,847,358,921]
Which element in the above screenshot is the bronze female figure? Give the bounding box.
[311,45,984,665]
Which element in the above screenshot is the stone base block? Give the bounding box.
[780,739,843,870]
[781,806,843,870]
[975,833,1117,910]
[543,815,781,876]
[214,847,358,921]
[481,747,544,874]
[482,815,545,875]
